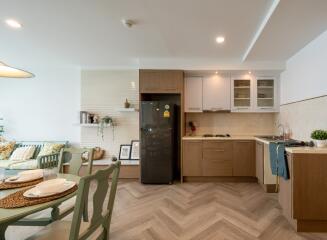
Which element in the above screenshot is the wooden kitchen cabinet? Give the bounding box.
[184,77,203,112]
[139,70,184,93]
[182,140,203,176]
[233,140,255,176]
[279,153,294,226]
[202,141,233,176]
[203,75,231,111]
[255,141,264,184]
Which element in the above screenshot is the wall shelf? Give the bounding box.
[73,123,113,127]
[116,108,138,112]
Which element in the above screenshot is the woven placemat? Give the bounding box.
[0,178,43,190]
[0,185,78,209]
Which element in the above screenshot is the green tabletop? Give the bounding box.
[0,174,80,240]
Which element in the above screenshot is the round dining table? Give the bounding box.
[0,173,80,240]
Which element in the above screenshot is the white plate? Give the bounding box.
[5,169,43,183]
[23,179,76,198]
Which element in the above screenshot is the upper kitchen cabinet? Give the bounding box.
[203,75,231,111]
[231,76,254,112]
[255,77,279,112]
[139,70,184,93]
[185,77,203,112]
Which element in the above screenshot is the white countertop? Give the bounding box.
[183,135,327,154]
[182,135,255,140]
[285,147,327,154]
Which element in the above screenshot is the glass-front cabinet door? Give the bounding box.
[255,77,277,111]
[231,78,253,111]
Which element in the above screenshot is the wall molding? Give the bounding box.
[280,95,327,107]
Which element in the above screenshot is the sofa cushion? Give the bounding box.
[10,146,36,161]
[0,141,16,160]
[38,143,65,157]
[8,159,38,170]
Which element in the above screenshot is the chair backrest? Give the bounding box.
[15,141,68,158]
[69,161,121,240]
[57,147,94,175]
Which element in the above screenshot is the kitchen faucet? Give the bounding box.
[277,123,285,141]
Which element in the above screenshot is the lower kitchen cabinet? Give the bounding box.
[255,141,264,184]
[203,141,233,176]
[182,140,202,176]
[233,141,255,176]
[182,140,255,178]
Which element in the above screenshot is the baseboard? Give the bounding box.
[183,176,257,182]
[297,220,327,232]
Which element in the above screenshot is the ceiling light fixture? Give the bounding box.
[248,71,252,74]
[215,71,218,74]
[216,36,225,44]
[0,61,34,78]
[121,19,135,28]
[5,19,22,29]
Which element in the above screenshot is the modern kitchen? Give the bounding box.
[139,68,327,233]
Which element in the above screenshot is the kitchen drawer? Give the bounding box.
[203,141,233,151]
[202,158,232,176]
[203,148,232,161]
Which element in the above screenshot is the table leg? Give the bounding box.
[0,224,8,240]
[51,205,60,221]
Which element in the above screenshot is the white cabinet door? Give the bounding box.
[231,76,254,112]
[255,77,279,112]
[185,77,203,112]
[203,75,231,111]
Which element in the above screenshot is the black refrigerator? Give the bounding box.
[140,101,176,184]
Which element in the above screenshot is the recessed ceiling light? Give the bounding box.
[216,36,225,44]
[248,71,252,74]
[5,19,22,29]
[215,71,218,74]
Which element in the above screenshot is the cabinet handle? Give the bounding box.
[237,141,252,143]
[213,149,225,152]
[236,107,250,110]
[188,107,201,110]
[259,107,273,109]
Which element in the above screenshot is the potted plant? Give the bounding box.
[98,116,114,140]
[311,130,327,148]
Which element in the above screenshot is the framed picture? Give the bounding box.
[130,140,140,160]
[119,145,131,160]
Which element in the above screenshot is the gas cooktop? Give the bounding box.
[202,134,231,138]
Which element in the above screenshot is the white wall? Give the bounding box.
[81,70,139,159]
[0,66,80,144]
[278,30,327,140]
[280,30,327,104]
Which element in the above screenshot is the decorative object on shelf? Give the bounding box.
[98,116,114,140]
[130,140,140,160]
[111,155,118,162]
[188,121,196,136]
[93,147,105,160]
[124,98,131,108]
[93,115,99,124]
[0,61,34,78]
[119,145,131,160]
[311,130,327,148]
[80,111,88,124]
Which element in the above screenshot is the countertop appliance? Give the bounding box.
[140,101,177,184]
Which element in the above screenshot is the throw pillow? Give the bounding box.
[38,143,65,157]
[10,146,36,161]
[0,141,16,160]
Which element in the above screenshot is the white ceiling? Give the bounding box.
[1,0,327,69]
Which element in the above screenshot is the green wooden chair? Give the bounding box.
[55,147,94,221]
[27,161,121,240]
[57,147,94,176]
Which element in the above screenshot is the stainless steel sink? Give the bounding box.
[256,136,306,147]
[257,135,285,141]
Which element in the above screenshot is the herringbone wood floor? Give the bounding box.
[6,182,327,239]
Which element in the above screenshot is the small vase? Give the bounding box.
[124,98,130,108]
[314,140,327,148]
